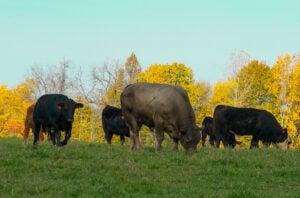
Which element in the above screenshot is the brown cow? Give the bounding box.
[23,104,48,144]
[120,82,200,152]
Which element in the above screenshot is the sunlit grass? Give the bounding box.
[0,137,299,197]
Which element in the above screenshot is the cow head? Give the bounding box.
[58,99,84,122]
[275,128,290,150]
[180,126,201,151]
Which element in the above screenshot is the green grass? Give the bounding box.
[0,137,299,198]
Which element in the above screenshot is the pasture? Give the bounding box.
[0,137,299,197]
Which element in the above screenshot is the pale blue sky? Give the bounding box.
[1,0,299,88]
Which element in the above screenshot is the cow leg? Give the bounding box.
[213,124,227,148]
[126,115,142,151]
[105,132,113,144]
[202,132,207,147]
[132,131,142,151]
[55,130,62,147]
[154,129,164,152]
[220,136,230,148]
[216,138,221,148]
[49,128,57,145]
[50,133,56,145]
[172,138,179,151]
[23,126,30,145]
[220,131,235,148]
[129,132,135,150]
[61,124,72,146]
[228,134,237,148]
[61,131,70,146]
[120,134,125,145]
[47,132,51,143]
[250,137,259,149]
[128,128,140,150]
[33,123,41,145]
[209,136,215,147]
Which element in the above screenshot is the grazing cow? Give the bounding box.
[33,94,83,146]
[201,116,242,148]
[23,103,48,144]
[213,105,290,149]
[102,105,130,145]
[120,82,200,151]
[201,116,219,147]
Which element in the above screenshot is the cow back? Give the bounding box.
[121,83,196,128]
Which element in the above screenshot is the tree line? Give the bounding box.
[1,51,300,148]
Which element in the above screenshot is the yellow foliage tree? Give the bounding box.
[287,55,300,147]
[270,54,293,124]
[267,54,300,148]
[210,79,236,109]
[0,85,32,138]
[138,63,195,102]
[104,69,126,107]
[235,60,272,108]
[71,97,103,143]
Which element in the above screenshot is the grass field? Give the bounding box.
[0,137,299,198]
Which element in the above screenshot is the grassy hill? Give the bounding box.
[0,137,299,197]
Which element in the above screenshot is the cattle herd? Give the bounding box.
[23,82,291,151]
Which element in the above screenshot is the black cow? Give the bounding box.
[33,94,84,146]
[201,116,242,148]
[102,105,130,145]
[120,82,200,151]
[213,105,290,149]
[201,116,219,147]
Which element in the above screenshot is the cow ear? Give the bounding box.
[57,103,64,110]
[282,128,287,134]
[76,103,84,108]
